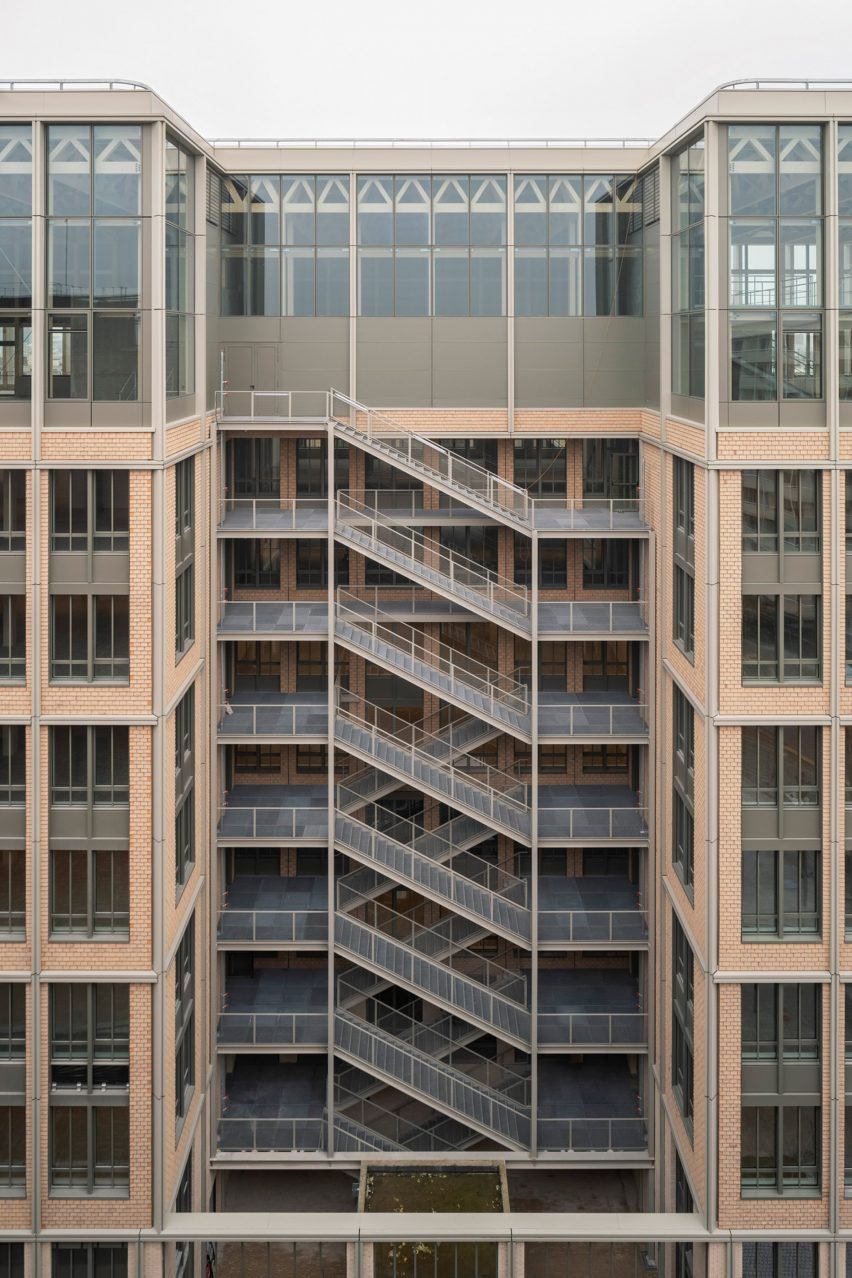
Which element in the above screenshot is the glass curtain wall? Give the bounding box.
[0,125,33,401]
[671,135,705,396]
[728,124,824,401]
[46,124,143,401]
[165,138,194,397]
[513,173,642,316]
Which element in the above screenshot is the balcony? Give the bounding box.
[219,969,328,1049]
[537,787,648,844]
[219,498,327,535]
[218,1057,327,1154]
[537,875,647,946]
[218,601,328,638]
[219,874,328,945]
[218,784,328,842]
[536,1056,647,1154]
[537,693,647,741]
[536,969,646,1050]
[218,692,328,740]
[537,601,647,638]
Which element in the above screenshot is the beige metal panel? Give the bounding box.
[278,317,349,393]
[356,317,430,406]
[432,317,507,407]
[514,317,584,407]
[583,317,648,406]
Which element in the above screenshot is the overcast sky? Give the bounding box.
[6,0,852,141]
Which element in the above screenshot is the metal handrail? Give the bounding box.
[211,137,657,149]
[217,599,326,633]
[336,588,529,722]
[217,388,329,419]
[537,907,648,944]
[539,600,648,633]
[333,1086,460,1152]
[536,1116,648,1152]
[336,786,527,902]
[335,882,526,1002]
[217,907,328,943]
[336,490,530,621]
[337,980,530,1100]
[335,688,528,809]
[216,1010,328,1046]
[538,806,649,839]
[216,1116,325,1152]
[216,804,327,839]
[218,496,327,529]
[216,701,328,735]
[537,1010,648,1046]
[537,699,648,737]
[331,390,533,523]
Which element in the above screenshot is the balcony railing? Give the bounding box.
[537,1011,647,1047]
[537,701,648,738]
[217,804,328,840]
[537,908,648,944]
[218,908,328,944]
[536,1116,648,1152]
[217,1116,326,1152]
[217,702,328,736]
[217,389,330,419]
[217,1011,328,1048]
[537,806,649,841]
[218,600,327,634]
[218,497,327,531]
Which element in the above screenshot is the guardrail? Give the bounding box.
[217,1116,326,1152]
[218,600,327,634]
[216,804,328,840]
[217,702,328,736]
[537,806,649,840]
[538,701,648,737]
[217,389,329,419]
[218,497,327,530]
[217,908,328,943]
[217,1011,328,1047]
[536,1116,648,1152]
[537,1011,647,1046]
[538,600,648,633]
[537,908,648,944]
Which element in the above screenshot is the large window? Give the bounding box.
[174,916,195,1126]
[742,470,820,554]
[0,595,24,681]
[0,470,25,552]
[49,984,130,1196]
[673,457,695,661]
[222,174,349,316]
[47,125,142,401]
[742,984,820,1059]
[742,848,820,937]
[0,125,33,400]
[672,913,694,1133]
[742,1245,816,1278]
[0,1105,24,1192]
[175,457,195,657]
[513,173,642,316]
[513,439,567,495]
[728,124,823,401]
[0,850,24,936]
[358,175,506,316]
[50,726,128,807]
[741,1105,819,1192]
[50,849,129,938]
[742,725,820,808]
[671,135,705,397]
[672,684,695,894]
[175,685,195,894]
[742,594,820,683]
[165,139,195,397]
[52,1245,127,1278]
[0,726,24,805]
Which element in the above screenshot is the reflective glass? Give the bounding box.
[282,247,314,316]
[0,221,31,307]
[93,126,141,216]
[0,316,32,399]
[165,140,191,230]
[221,176,249,244]
[549,247,582,316]
[221,249,247,316]
[281,176,314,245]
[840,315,852,400]
[93,220,140,308]
[250,175,280,245]
[166,314,194,397]
[729,124,776,216]
[549,175,582,245]
[469,176,506,245]
[583,248,613,316]
[92,313,139,401]
[616,175,642,246]
[357,176,393,246]
[779,125,822,215]
[615,247,642,315]
[394,176,430,246]
[840,221,852,307]
[48,314,88,400]
[48,220,89,308]
[315,175,349,246]
[395,248,430,315]
[689,314,705,397]
[782,313,822,399]
[0,125,32,217]
[731,311,776,400]
[779,220,821,307]
[48,125,91,215]
[729,220,775,307]
[357,248,393,315]
[316,248,349,316]
[513,175,547,246]
[514,248,547,316]
[470,247,504,315]
[433,248,469,315]
[583,175,613,247]
[672,314,689,396]
[166,224,192,313]
[249,248,280,315]
[433,176,469,245]
[688,224,705,310]
[840,126,852,215]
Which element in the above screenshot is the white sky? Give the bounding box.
[6,0,852,141]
